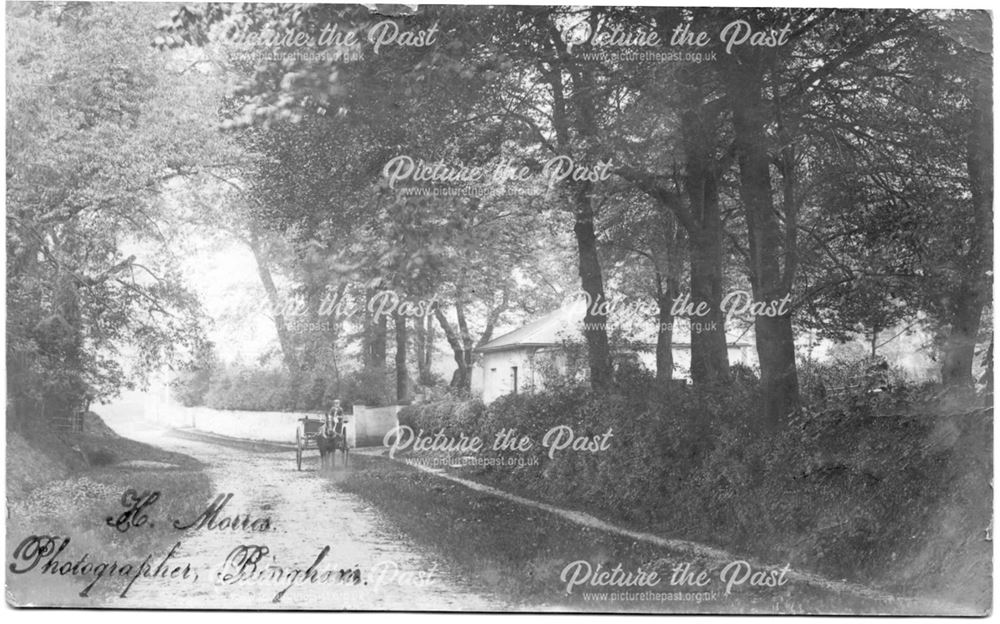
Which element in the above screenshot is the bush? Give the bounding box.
[203,365,295,411]
[799,355,910,408]
[196,364,348,412]
[340,366,393,407]
[172,358,401,412]
[170,365,214,407]
[398,397,486,432]
[169,344,218,407]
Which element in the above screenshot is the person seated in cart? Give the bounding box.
[324,399,348,440]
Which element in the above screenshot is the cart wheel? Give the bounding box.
[296,428,303,471]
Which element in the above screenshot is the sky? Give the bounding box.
[180,237,281,363]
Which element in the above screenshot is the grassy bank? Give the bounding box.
[332,453,901,614]
[6,414,212,605]
[396,381,992,614]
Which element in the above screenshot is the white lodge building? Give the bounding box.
[470,304,756,404]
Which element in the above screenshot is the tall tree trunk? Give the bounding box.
[728,59,799,430]
[53,269,85,427]
[617,94,731,388]
[456,299,475,372]
[983,339,993,408]
[572,184,615,393]
[942,75,992,386]
[655,285,675,382]
[941,290,983,386]
[412,312,436,386]
[394,311,409,403]
[330,339,341,397]
[682,110,731,385]
[475,294,508,350]
[372,314,387,369]
[423,313,436,378]
[362,290,374,369]
[363,288,388,371]
[434,305,470,390]
[247,231,298,374]
[651,217,680,383]
[689,229,731,384]
[542,49,614,393]
[325,284,348,396]
[414,313,429,384]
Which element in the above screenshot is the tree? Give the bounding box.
[158,3,622,392]
[600,189,687,381]
[915,12,993,385]
[153,4,993,415]
[6,3,214,425]
[712,9,924,428]
[786,10,992,386]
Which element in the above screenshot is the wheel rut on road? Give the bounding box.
[100,422,501,610]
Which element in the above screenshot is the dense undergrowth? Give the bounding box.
[396,361,991,610]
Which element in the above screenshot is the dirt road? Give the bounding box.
[96,415,502,610]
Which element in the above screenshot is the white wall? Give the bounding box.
[100,389,400,448]
[472,344,758,404]
[473,347,543,403]
[182,406,401,448]
[187,406,318,444]
[352,404,403,446]
[184,406,405,448]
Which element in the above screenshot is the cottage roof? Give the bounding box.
[477,301,754,353]
[477,306,576,353]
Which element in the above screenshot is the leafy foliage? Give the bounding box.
[7,3,218,424]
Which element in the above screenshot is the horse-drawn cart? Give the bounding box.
[295,416,325,471]
[295,414,350,470]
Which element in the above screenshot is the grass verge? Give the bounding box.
[332,453,899,614]
[6,415,212,606]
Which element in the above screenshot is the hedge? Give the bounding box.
[393,367,991,598]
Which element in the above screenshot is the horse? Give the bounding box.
[317,415,349,469]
